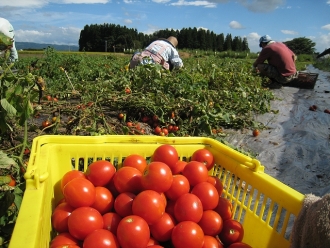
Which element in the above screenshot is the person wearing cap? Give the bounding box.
[0,17,18,63]
[253,35,298,87]
[129,36,183,70]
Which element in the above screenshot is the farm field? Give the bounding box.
[0,48,327,246]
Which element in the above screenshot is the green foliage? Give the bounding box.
[284,37,316,55]
[314,56,330,72]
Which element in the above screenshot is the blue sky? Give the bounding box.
[1,0,330,53]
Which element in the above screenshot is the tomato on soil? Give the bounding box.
[252,129,260,137]
[24,148,30,155]
[42,120,51,128]
[118,113,125,120]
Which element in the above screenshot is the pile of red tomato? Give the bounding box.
[50,144,252,248]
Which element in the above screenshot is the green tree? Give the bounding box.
[283,37,316,55]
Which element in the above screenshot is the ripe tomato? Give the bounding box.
[165,200,176,217]
[252,129,260,137]
[114,192,136,218]
[171,221,204,248]
[172,125,179,132]
[191,148,215,171]
[198,210,223,236]
[141,161,173,193]
[61,170,86,193]
[214,197,233,221]
[42,120,51,128]
[46,95,52,101]
[218,219,244,246]
[152,144,179,173]
[52,202,75,233]
[162,128,169,136]
[68,207,104,240]
[117,215,150,248]
[191,182,219,210]
[132,190,165,225]
[126,121,133,127]
[118,113,124,120]
[50,232,79,248]
[122,154,147,173]
[154,126,162,135]
[207,176,224,196]
[113,166,143,194]
[202,235,224,248]
[227,242,252,248]
[174,193,203,223]
[85,160,116,187]
[5,175,16,187]
[172,160,187,175]
[149,212,176,242]
[83,229,119,248]
[90,186,114,214]
[63,177,96,208]
[182,161,208,187]
[103,212,122,235]
[164,174,190,201]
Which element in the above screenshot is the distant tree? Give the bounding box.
[215,33,225,52]
[242,37,249,52]
[283,37,316,55]
[224,34,232,51]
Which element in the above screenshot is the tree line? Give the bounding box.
[78,23,249,53]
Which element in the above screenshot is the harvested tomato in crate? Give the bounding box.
[9,135,304,248]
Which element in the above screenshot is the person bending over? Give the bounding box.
[0,17,18,63]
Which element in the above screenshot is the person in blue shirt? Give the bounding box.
[129,36,183,70]
[0,17,18,63]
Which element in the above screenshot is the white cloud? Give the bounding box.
[0,0,109,8]
[281,30,298,35]
[246,32,261,53]
[170,0,217,8]
[321,24,330,31]
[238,0,284,13]
[318,33,330,51]
[152,0,171,3]
[229,21,245,29]
[124,19,132,24]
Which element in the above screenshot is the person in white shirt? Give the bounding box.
[129,36,183,70]
[0,17,18,62]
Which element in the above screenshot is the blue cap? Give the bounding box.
[259,35,272,47]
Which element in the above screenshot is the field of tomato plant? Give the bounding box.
[0,48,277,246]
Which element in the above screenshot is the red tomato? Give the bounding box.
[171,221,204,248]
[198,210,223,236]
[218,219,244,246]
[52,202,75,233]
[191,182,219,210]
[191,148,215,171]
[227,242,252,248]
[90,186,114,214]
[182,161,208,187]
[149,212,176,242]
[61,170,86,193]
[113,166,143,194]
[172,160,187,175]
[114,192,136,218]
[162,128,169,136]
[165,200,176,217]
[63,178,96,208]
[202,235,224,248]
[50,232,79,248]
[106,179,119,198]
[154,126,162,135]
[147,245,164,248]
[214,197,233,221]
[141,162,173,193]
[85,160,116,187]
[147,237,160,246]
[68,207,104,240]
[174,193,203,223]
[102,212,122,235]
[164,174,190,201]
[116,215,150,248]
[83,229,120,248]
[132,190,165,225]
[207,176,224,197]
[152,144,179,173]
[122,154,148,173]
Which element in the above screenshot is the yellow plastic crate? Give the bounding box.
[9,135,304,248]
